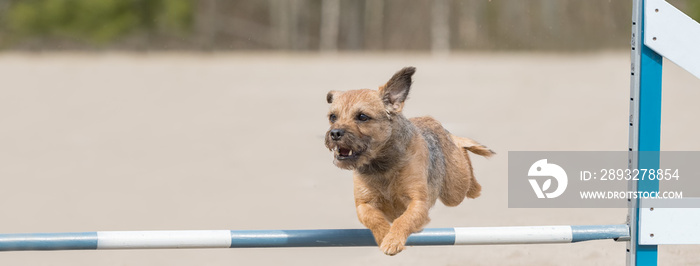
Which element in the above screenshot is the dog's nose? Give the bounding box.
[330,129,345,141]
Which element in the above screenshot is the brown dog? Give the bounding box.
[324,67,494,255]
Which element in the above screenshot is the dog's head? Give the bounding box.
[324,67,415,170]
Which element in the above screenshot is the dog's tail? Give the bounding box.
[450,135,495,158]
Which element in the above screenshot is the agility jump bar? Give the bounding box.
[0,225,629,251]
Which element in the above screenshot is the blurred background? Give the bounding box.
[2,1,700,266]
[0,0,698,52]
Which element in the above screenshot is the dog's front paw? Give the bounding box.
[379,233,406,256]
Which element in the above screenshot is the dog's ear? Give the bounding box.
[378,67,415,112]
[327,90,338,104]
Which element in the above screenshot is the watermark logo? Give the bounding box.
[510,152,693,208]
[527,159,568,199]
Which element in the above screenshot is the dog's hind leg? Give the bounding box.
[439,147,476,205]
[439,135,493,205]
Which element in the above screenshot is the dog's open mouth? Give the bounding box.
[334,147,362,160]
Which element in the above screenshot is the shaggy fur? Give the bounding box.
[324,67,494,255]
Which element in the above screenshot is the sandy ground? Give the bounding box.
[0,52,699,265]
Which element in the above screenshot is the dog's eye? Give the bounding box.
[329,114,337,123]
[356,113,371,122]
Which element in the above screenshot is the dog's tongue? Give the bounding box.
[339,148,352,156]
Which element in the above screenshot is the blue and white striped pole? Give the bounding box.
[0,225,629,251]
